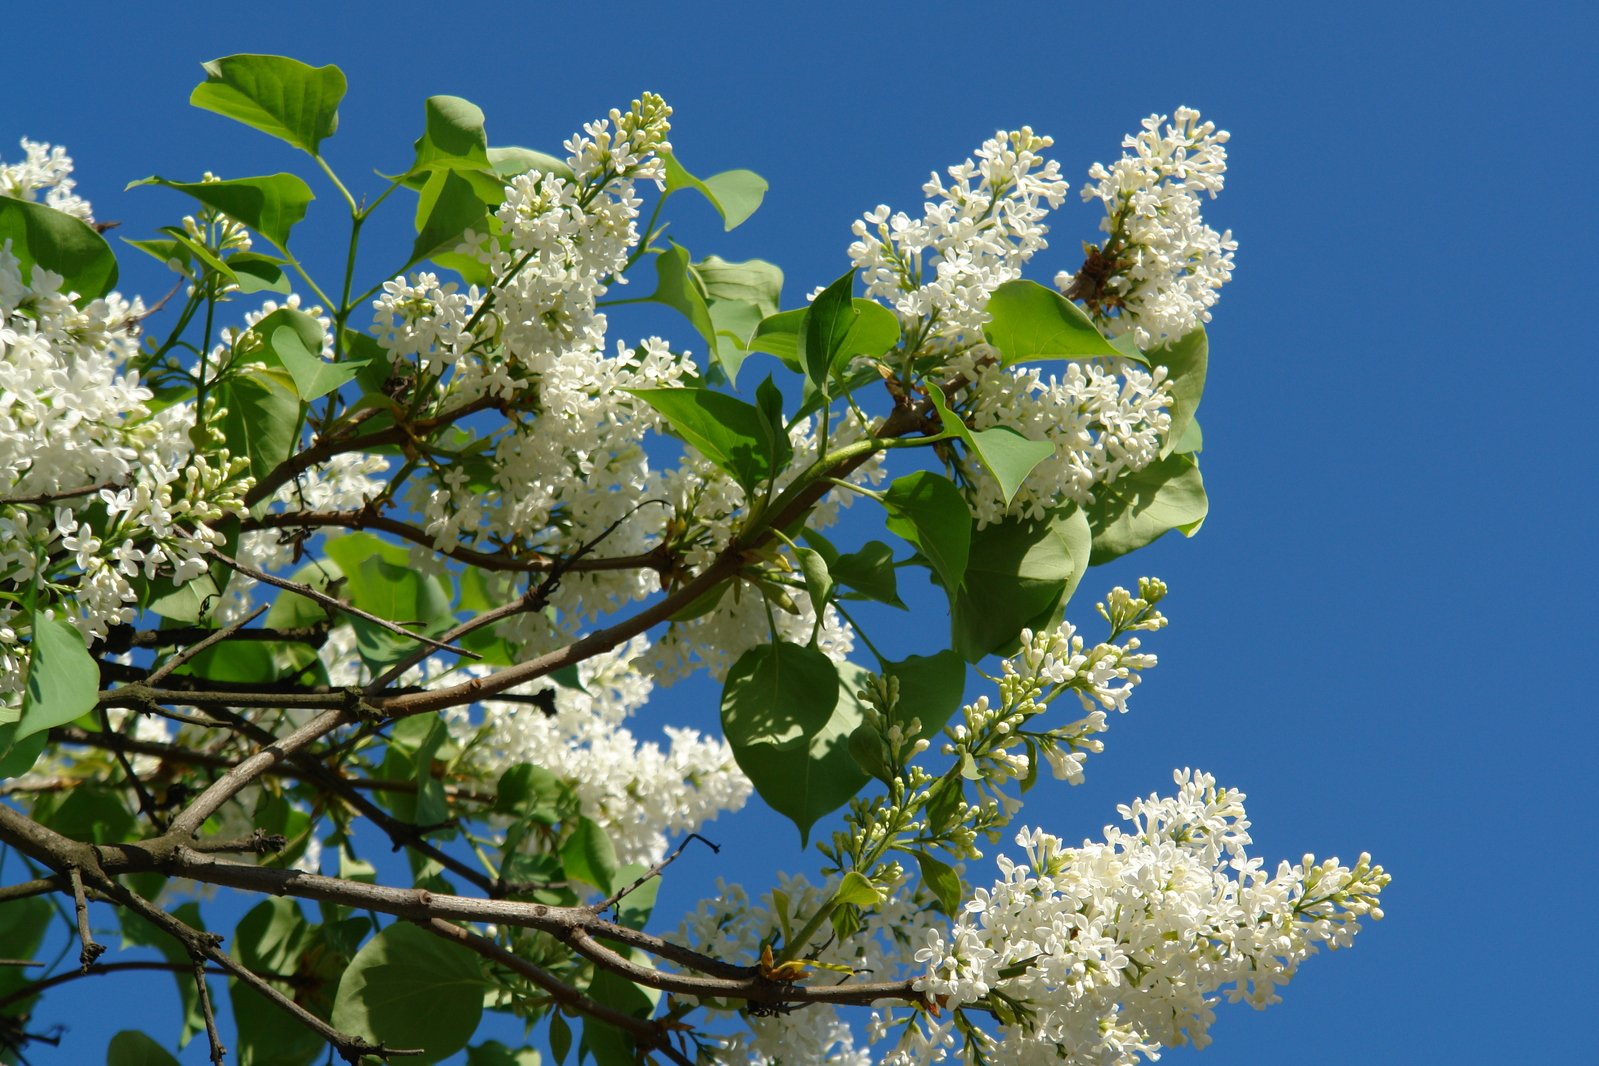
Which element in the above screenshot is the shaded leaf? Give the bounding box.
[331,922,486,1065]
[1147,328,1207,458]
[1087,453,1208,563]
[882,472,971,595]
[0,196,117,301]
[129,174,313,250]
[951,507,1091,662]
[561,818,620,896]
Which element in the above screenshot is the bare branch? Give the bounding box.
[191,954,227,1065]
[144,604,269,685]
[207,549,477,659]
[66,866,105,973]
[167,706,351,837]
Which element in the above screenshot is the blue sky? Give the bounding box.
[5,0,1596,1062]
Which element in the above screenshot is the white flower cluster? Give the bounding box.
[960,359,1171,525]
[645,411,882,684]
[1059,108,1237,349]
[369,97,721,645]
[0,139,93,221]
[849,128,1069,354]
[449,636,751,866]
[678,871,944,1065]
[902,770,1387,1065]
[0,236,248,694]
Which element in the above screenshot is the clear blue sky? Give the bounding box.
[5,1,1595,1062]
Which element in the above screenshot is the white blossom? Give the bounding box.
[1059,107,1236,348]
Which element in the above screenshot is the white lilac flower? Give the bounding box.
[912,770,1388,1065]
[0,237,250,684]
[678,871,945,1065]
[0,139,93,221]
[448,636,752,866]
[849,127,1069,360]
[1058,107,1237,349]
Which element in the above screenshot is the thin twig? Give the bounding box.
[207,549,476,659]
[191,954,227,1065]
[66,867,105,972]
[593,833,718,914]
[98,705,166,831]
[145,604,269,685]
[167,707,351,837]
[189,829,287,856]
[422,918,693,1065]
[0,481,119,507]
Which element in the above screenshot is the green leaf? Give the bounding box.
[106,1030,181,1066]
[662,152,768,230]
[983,279,1122,363]
[1087,453,1208,563]
[721,642,841,752]
[834,870,883,907]
[129,174,314,250]
[409,168,492,267]
[190,54,345,156]
[799,269,857,395]
[647,242,716,352]
[227,251,292,294]
[694,255,783,385]
[927,386,1054,508]
[913,851,964,915]
[794,546,833,622]
[268,324,362,400]
[218,367,300,487]
[412,96,490,173]
[1147,328,1207,458]
[466,1042,542,1066]
[487,145,575,183]
[1171,414,1202,454]
[694,255,783,313]
[826,540,904,609]
[331,922,486,1065]
[0,196,118,301]
[560,818,619,895]
[747,299,898,374]
[951,506,1091,662]
[722,646,868,842]
[882,472,971,595]
[12,614,98,743]
[627,386,790,492]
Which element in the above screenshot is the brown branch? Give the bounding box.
[97,621,331,655]
[0,961,255,1011]
[243,509,673,576]
[207,550,476,660]
[244,394,501,507]
[0,480,119,507]
[66,866,105,972]
[192,954,227,1065]
[167,707,351,837]
[144,604,269,685]
[593,832,717,914]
